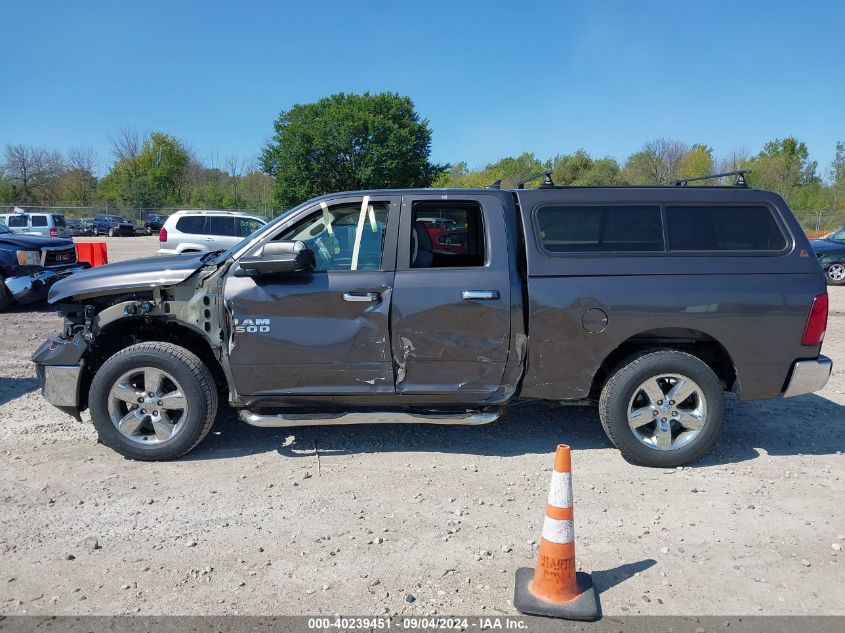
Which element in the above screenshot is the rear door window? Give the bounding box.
[666,205,787,252]
[175,216,206,235]
[536,205,663,253]
[206,217,236,236]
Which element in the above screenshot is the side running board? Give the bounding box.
[239,408,505,428]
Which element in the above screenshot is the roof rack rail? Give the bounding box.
[672,169,751,187]
[487,179,502,190]
[516,170,555,190]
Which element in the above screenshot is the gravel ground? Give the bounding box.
[0,235,842,616]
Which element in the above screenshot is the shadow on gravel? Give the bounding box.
[186,392,845,465]
[694,393,845,466]
[187,402,612,461]
[592,558,657,595]
[0,377,39,405]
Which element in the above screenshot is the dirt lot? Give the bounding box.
[0,235,842,616]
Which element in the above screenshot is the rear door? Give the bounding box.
[390,193,512,398]
[6,214,29,233]
[224,194,400,396]
[205,216,237,250]
[29,214,49,236]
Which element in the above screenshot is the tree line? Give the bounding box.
[0,129,275,214]
[2,92,843,229]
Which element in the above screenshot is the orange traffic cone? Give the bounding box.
[513,444,599,620]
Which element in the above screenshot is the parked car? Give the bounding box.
[809,226,845,285]
[418,217,458,243]
[91,215,136,237]
[156,210,266,255]
[0,223,87,311]
[144,213,168,234]
[34,176,830,466]
[0,211,71,238]
[66,218,94,237]
[434,228,469,255]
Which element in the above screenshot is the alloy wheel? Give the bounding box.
[107,367,189,445]
[626,373,707,451]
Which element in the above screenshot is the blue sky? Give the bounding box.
[1,1,843,176]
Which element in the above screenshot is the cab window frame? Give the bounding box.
[532,203,666,257]
[664,202,792,256]
[397,198,490,271]
[242,195,401,273]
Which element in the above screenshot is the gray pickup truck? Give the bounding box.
[33,177,832,466]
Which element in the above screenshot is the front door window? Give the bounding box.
[277,200,389,271]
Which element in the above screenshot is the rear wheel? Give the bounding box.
[89,342,218,460]
[598,349,724,467]
[825,263,845,286]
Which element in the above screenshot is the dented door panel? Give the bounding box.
[391,193,513,397]
[224,271,395,395]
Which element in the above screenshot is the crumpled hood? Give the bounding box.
[48,253,207,303]
[0,234,74,250]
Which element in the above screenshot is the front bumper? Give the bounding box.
[33,333,88,416]
[783,355,832,397]
[4,265,88,303]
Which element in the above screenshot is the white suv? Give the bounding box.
[0,211,71,238]
[157,210,266,256]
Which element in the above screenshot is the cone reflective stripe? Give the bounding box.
[513,445,599,620]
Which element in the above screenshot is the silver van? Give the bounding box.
[0,212,71,238]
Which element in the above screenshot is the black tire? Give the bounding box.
[89,342,218,460]
[598,349,725,467]
[824,263,845,286]
[0,275,12,312]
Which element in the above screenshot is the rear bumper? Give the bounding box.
[783,355,832,397]
[4,265,88,303]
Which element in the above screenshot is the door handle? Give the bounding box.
[343,292,381,303]
[462,290,500,301]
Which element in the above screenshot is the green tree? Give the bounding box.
[550,150,625,185]
[623,139,688,185]
[262,92,446,207]
[434,153,545,189]
[677,144,715,184]
[100,132,190,207]
[830,141,845,213]
[746,137,818,197]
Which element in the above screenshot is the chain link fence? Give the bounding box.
[0,205,282,222]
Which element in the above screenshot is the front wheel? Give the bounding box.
[93,226,99,236]
[89,342,218,460]
[598,349,724,467]
[825,263,845,286]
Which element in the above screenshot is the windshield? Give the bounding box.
[211,206,303,264]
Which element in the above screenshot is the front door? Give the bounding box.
[390,193,512,398]
[224,195,400,396]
